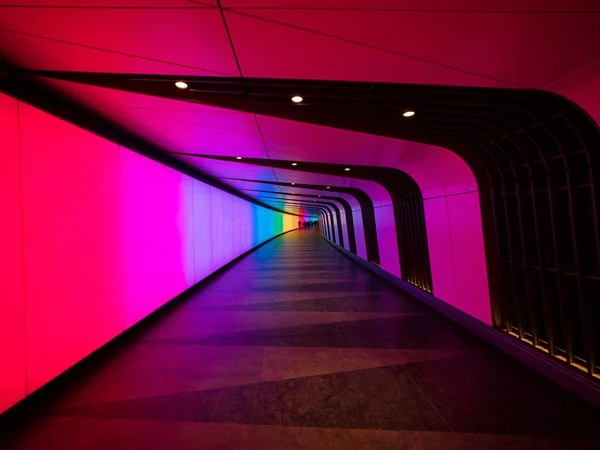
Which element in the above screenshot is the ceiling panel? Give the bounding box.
[176,155,278,183]
[221,0,598,10]
[0,7,236,75]
[159,132,267,156]
[120,109,261,136]
[548,59,600,128]
[0,1,207,5]
[226,179,287,193]
[257,115,426,166]
[38,78,268,157]
[226,8,600,88]
[225,11,502,86]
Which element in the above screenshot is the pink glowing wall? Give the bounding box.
[0,92,26,413]
[0,92,295,413]
[374,204,400,278]
[397,147,491,324]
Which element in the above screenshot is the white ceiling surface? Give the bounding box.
[0,1,599,213]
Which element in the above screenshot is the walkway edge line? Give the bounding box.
[322,234,600,409]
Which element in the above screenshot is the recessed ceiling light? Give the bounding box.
[326,186,331,189]
[175,81,188,89]
[235,156,242,160]
[291,182,295,185]
[318,195,321,197]
[291,96,303,103]
[344,167,351,171]
[292,162,298,166]
[403,110,415,117]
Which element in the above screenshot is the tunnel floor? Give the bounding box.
[3,229,600,449]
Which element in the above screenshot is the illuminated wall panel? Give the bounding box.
[232,197,243,258]
[121,149,169,327]
[352,210,367,260]
[375,205,401,278]
[397,146,491,324]
[192,180,212,283]
[252,206,266,246]
[283,213,296,232]
[238,200,252,256]
[221,192,234,263]
[164,169,195,300]
[19,103,124,392]
[209,187,226,271]
[330,211,338,244]
[446,192,491,323]
[339,211,350,251]
[423,197,457,307]
[0,92,295,413]
[0,94,26,413]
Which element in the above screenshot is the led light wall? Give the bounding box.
[0,92,295,413]
[0,91,25,414]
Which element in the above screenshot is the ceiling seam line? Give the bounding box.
[216,0,244,78]
[216,0,286,203]
[187,0,216,6]
[0,26,233,76]
[542,54,600,89]
[224,9,526,88]
[223,7,600,15]
[0,6,213,9]
[253,115,285,197]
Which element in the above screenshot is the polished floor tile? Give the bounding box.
[2,229,600,449]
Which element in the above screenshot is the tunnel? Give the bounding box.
[2,2,600,449]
